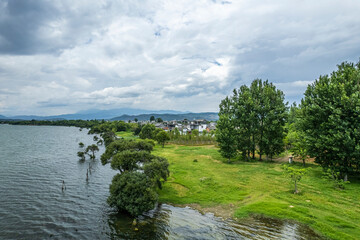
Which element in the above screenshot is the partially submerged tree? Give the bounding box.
[107,172,157,216]
[101,139,169,216]
[86,144,99,160]
[77,151,86,161]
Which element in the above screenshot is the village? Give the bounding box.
[134,119,217,135]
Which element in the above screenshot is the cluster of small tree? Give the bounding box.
[101,139,169,216]
[216,79,288,162]
[2,119,101,129]
[88,120,138,134]
[139,124,170,147]
[168,128,216,145]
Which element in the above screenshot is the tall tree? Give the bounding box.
[216,114,237,163]
[298,61,360,180]
[217,79,287,161]
[139,124,156,139]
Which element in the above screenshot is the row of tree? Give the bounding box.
[216,60,360,181]
[216,79,287,162]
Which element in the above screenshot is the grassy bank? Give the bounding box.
[153,144,360,240]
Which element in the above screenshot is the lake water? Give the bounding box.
[0,124,323,239]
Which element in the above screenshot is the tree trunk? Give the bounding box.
[302,158,305,167]
[252,134,255,160]
[228,157,231,164]
[344,173,348,182]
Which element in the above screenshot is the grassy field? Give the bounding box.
[152,144,360,240]
[116,131,139,140]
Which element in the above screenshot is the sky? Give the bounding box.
[0,0,360,116]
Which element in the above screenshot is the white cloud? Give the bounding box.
[0,0,360,115]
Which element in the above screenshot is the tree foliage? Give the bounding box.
[85,144,99,160]
[155,130,170,147]
[282,164,307,194]
[107,172,158,216]
[217,79,288,161]
[298,61,360,180]
[216,114,237,162]
[139,124,156,139]
[101,139,169,216]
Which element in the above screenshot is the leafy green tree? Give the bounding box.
[85,144,99,160]
[139,124,156,139]
[174,128,180,139]
[150,116,155,122]
[298,61,360,180]
[100,131,116,147]
[283,165,307,194]
[134,118,138,122]
[155,130,170,147]
[192,129,199,137]
[107,172,157,216]
[77,151,86,161]
[143,156,169,189]
[218,79,287,161]
[78,142,85,148]
[156,117,163,123]
[110,150,152,172]
[101,139,153,165]
[216,114,237,163]
[102,139,169,216]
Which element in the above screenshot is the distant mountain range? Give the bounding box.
[111,112,219,121]
[0,108,218,121]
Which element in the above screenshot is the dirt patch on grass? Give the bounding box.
[170,182,189,197]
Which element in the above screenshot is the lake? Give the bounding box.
[0,124,322,239]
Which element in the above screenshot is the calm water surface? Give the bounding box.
[0,125,323,239]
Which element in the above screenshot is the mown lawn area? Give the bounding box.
[153,144,360,240]
[116,131,139,140]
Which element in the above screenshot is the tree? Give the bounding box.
[77,151,86,161]
[134,118,138,122]
[283,165,307,194]
[107,172,157,216]
[139,124,156,139]
[100,131,116,147]
[150,116,155,122]
[216,114,237,163]
[174,128,180,139]
[86,144,99,160]
[101,139,169,216]
[217,79,287,161]
[156,117,163,123]
[101,139,154,165]
[298,61,360,180]
[155,130,170,147]
[79,142,85,148]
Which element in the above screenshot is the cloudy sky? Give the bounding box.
[0,0,359,116]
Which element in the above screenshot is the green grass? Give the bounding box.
[116,131,139,140]
[153,144,360,240]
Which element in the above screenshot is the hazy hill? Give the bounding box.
[1,108,188,120]
[111,112,219,121]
